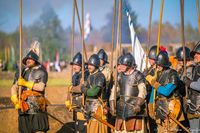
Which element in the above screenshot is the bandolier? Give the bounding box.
[115,53,147,133]
[11,49,49,133]
[146,51,184,133]
[183,41,200,132]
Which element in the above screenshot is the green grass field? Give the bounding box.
[0,78,71,89]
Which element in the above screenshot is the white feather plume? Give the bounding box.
[30,40,40,57]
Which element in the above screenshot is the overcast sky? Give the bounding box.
[0,0,198,33]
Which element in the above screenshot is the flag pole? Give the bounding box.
[74,0,88,61]
[18,0,23,103]
[180,0,188,98]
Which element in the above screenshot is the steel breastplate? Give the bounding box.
[119,72,139,101]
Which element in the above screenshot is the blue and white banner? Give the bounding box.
[126,10,149,71]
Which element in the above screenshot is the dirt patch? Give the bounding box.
[0,106,73,133]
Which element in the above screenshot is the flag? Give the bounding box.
[84,12,92,41]
[126,10,149,71]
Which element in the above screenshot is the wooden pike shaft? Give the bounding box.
[81,0,85,106]
[153,0,164,112]
[146,0,154,69]
[19,0,23,103]
[110,0,116,72]
[74,0,87,61]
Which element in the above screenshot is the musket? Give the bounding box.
[158,106,190,133]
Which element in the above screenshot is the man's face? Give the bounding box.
[100,59,104,67]
[120,64,128,73]
[157,65,163,72]
[26,58,35,68]
[73,64,81,73]
[177,60,183,67]
[194,53,200,63]
[149,59,155,66]
[88,64,96,73]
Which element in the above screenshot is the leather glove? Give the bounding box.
[133,97,145,114]
[145,75,156,85]
[183,76,192,87]
[18,77,34,90]
[133,105,141,114]
[152,82,161,90]
[84,111,92,120]
[11,94,21,109]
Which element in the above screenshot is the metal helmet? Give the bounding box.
[88,54,100,68]
[97,49,109,64]
[156,51,171,67]
[148,45,160,60]
[117,55,124,65]
[191,41,200,58]
[121,53,136,67]
[22,50,39,65]
[70,52,82,66]
[175,47,191,61]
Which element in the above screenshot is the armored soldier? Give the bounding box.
[10,49,49,133]
[146,51,184,133]
[109,55,124,116]
[144,45,161,132]
[175,47,193,130]
[70,54,107,133]
[143,45,161,76]
[183,41,200,132]
[97,49,113,101]
[115,53,147,132]
[65,52,89,133]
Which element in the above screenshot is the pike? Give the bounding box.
[18,0,23,105]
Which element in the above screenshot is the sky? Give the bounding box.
[0,0,198,33]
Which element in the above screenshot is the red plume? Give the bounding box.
[160,46,166,52]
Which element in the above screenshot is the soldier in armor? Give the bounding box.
[10,48,49,133]
[115,53,147,132]
[143,45,161,76]
[146,51,185,133]
[109,55,124,116]
[70,54,107,133]
[175,47,193,130]
[183,41,200,132]
[97,49,113,102]
[65,52,89,133]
